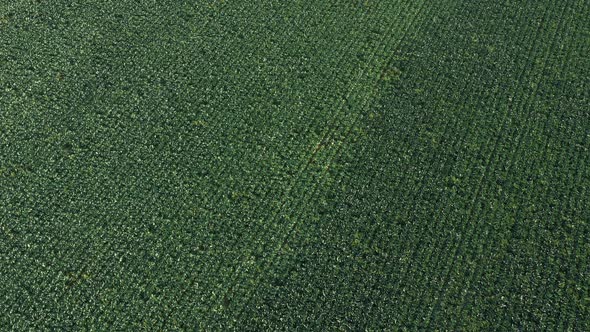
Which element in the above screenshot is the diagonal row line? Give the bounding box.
[221,1,438,326]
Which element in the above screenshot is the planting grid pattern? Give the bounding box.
[1,0,589,330]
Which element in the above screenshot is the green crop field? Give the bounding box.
[1,0,589,330]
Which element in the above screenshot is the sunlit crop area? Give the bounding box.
[1,0,589,330]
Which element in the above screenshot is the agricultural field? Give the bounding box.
[1,0,589,330]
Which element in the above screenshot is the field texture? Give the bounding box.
[1,0,589,330]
